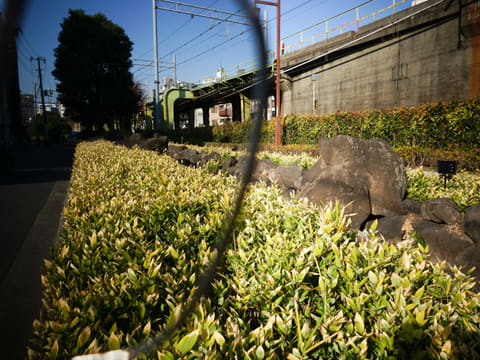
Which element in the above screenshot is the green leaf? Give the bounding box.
[391,273,402,288]
[213,331,225,347]
[256,345,265,359]
[108,333,121,351]
[415,309,427,327]
[368,270,378,285]
[414,286,425,300]
[48,339,59,360]
[76,326,91,349]
[175,329,199,355]
[354,312,365,334]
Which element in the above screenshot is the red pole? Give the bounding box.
[254,0,281,146]
[275,1,281,146]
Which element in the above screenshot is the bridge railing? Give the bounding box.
[281,0,410,54]
[193,50,276,88]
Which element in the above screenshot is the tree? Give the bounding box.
[53,9,139,134]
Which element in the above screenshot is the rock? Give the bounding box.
[364,138,407,216]
[365,215,408,244]
[421,198,463,226]
[465,204,480,243]
[412,219,473,264]
[398,199,422,215]
[298,135,407,229]
[226,156,249,179]
[129,133,143,143]
[143,136,168,153]
[167,144,187,156]
[252,159,279,184]
[454,246,480,288]
[169,148,200,166]
[197,152,221,167]
[275,164,304,190]
[299,168,371,229]
[222,156,238,173]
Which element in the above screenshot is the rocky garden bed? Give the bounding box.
[29,138,480,359]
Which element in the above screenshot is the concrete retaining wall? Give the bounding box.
[281,0,480,116]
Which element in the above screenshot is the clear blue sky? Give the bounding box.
[2,0,411,103]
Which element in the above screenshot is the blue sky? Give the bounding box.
[3,0,411,102]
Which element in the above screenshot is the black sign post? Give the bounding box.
[437,160,457,188]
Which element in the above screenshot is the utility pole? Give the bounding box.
[153,0,160,131]
[255,0,281,146]
[173,55,177,86]
[31,56,48,142]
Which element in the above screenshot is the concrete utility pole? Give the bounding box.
[31,56,48,142]
[153,0,160,130]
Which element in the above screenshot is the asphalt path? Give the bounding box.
[0,144,74,359]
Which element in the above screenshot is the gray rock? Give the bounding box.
[399,199,422,215]
[298,135,407,229]
[170,148,200,166]
[364,138,407,216]
[365,215,408,244]
[253,159,279,185]
[275,164,304,190]
[421,198,463,226]
[412,219,473,263]
[143,136,168,153]
[465,204,480,243]
[222,156,238,171]
[197,152,221,167]
[454,246,480,288]
[299,167,371,230]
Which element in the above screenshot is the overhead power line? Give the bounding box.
[156,0,251,26]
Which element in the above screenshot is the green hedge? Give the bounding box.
[29,141,480,359]
[212,98,480,149]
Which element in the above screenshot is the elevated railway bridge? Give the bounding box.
[160,0,480,130]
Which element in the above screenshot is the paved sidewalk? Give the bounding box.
[0,144,74,359]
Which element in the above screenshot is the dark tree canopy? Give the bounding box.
[53,9,139,133]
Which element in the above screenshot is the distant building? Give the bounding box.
[38,103,58,114]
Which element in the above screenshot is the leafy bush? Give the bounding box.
[406,167,480,210]
[29,141,480,359]
[210,98,480,169]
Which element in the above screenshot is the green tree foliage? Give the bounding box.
[53,9,139,134]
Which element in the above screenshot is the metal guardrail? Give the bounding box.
[193,0,411,88]
[193,50,275,88]
[281,0,409,54]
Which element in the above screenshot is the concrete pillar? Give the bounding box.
[202,104,210,126]
[231,94,241,122]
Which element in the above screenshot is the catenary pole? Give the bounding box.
[152,0,160,130]
[254,0,281,146]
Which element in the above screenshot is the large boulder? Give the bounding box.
[298,136,407,229]
[421,198,464,226]
[168,146,200,166]
[365,215,409,244]
[465,204,480,243]
[143,136,168,153]
[412,219,474,264]
[274,164,304,191]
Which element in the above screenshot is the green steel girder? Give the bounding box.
[161,87,194,130]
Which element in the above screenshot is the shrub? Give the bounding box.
[29,141,480,359]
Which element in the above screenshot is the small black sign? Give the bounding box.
[437,160,457,175]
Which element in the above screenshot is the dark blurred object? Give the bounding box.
[0,0,30,147]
